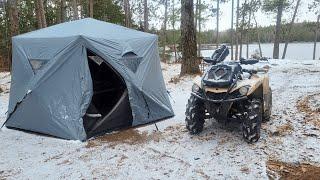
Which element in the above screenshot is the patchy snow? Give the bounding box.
[1,59,320,179]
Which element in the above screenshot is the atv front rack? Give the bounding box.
[191,92,247,103]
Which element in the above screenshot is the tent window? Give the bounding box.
[121,52,142,73]
[29,59,48,72]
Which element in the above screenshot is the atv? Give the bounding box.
[185,45,272,143]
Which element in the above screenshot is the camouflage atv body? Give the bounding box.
[185,46,272,143]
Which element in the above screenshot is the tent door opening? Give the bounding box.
[83,50,133,137]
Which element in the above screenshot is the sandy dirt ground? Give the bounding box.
[1,59,320,179]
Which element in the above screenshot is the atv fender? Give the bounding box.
[193,76,202,87]
[246,76,263,95]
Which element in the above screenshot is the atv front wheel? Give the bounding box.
[242,99,262,143]
[185,95,205,134]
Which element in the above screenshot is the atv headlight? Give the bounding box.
[192,84,200,92]
[239,86,249,96]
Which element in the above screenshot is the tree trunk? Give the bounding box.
[35,0,47,28]
[253,13,262,57]
[61,0,67,22]
[89,0,94,18]
[2,1,10,69]
[231,0,234,60]
[8,0,19,70]
[39,0,47,28]
[8,0,19,36]
[257,29,263,57]
[282,0,300,59]
[162,0,168,62]
[195,0,198,31]
[273,2,284,59]
[239,31,243,58]
[239,0,246,59]
[216,0,220,48]
[73,0,79,20]
[172,0,178,62]
[246,0,253,59]
[56,0,61,23]
[246,34,249,58]
[143,0,148,31]
[124,0,131,27]
[180,0,199,75]
[235,0,240,60]
[35,0,43,28]
[313,15,320,60]
[197,0,201,57]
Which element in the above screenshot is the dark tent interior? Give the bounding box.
[83,50,133,137]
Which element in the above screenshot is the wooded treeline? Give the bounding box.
[0,0,146,70]
[162,22,320,45]
[0,0,319,74]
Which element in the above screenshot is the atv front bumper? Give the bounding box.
[191,92,247,103]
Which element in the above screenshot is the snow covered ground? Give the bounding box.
[1,59,320,179]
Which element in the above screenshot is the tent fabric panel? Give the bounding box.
[7,44,92,140]
[12,36,79,61]
[7,39,35,115]
[133,39,174,117]
[5,92,73,139]
[29,44,92,140]
[7,36,79,116]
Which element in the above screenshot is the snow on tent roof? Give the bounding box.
[15,18,156,40]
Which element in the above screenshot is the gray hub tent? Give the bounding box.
[4,18,174,140]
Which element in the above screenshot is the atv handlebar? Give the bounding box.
[243,68,268,74]
[242,69,258,74]
[240,58,259,65]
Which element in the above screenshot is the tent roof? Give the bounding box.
[14,18,156,40]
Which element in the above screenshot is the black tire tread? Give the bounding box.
[242,99,262,143]
[185,95,205,134]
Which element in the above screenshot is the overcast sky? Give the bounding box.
[208,0,319,31]
[149,0,319,31]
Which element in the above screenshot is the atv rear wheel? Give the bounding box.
[242,99,262,143]
[263,87,272,122]
[185,95,205,134]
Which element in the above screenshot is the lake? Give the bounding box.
[201,42,320,60]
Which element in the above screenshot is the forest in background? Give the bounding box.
[0,0,319,72]
[163,22,320,45]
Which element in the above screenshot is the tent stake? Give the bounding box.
[154,123,159,131]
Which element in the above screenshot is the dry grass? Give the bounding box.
[168,76,181,84]
[56,159,72,166]
[272,123,294,136]
[86,128,163,148]
[117,155,128,167]
[86,124,187,149]
[240,167,250,174]
[43,153,64,162]
[296,93,320,128]
[0,169,21,179]
[267,160,320,180]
